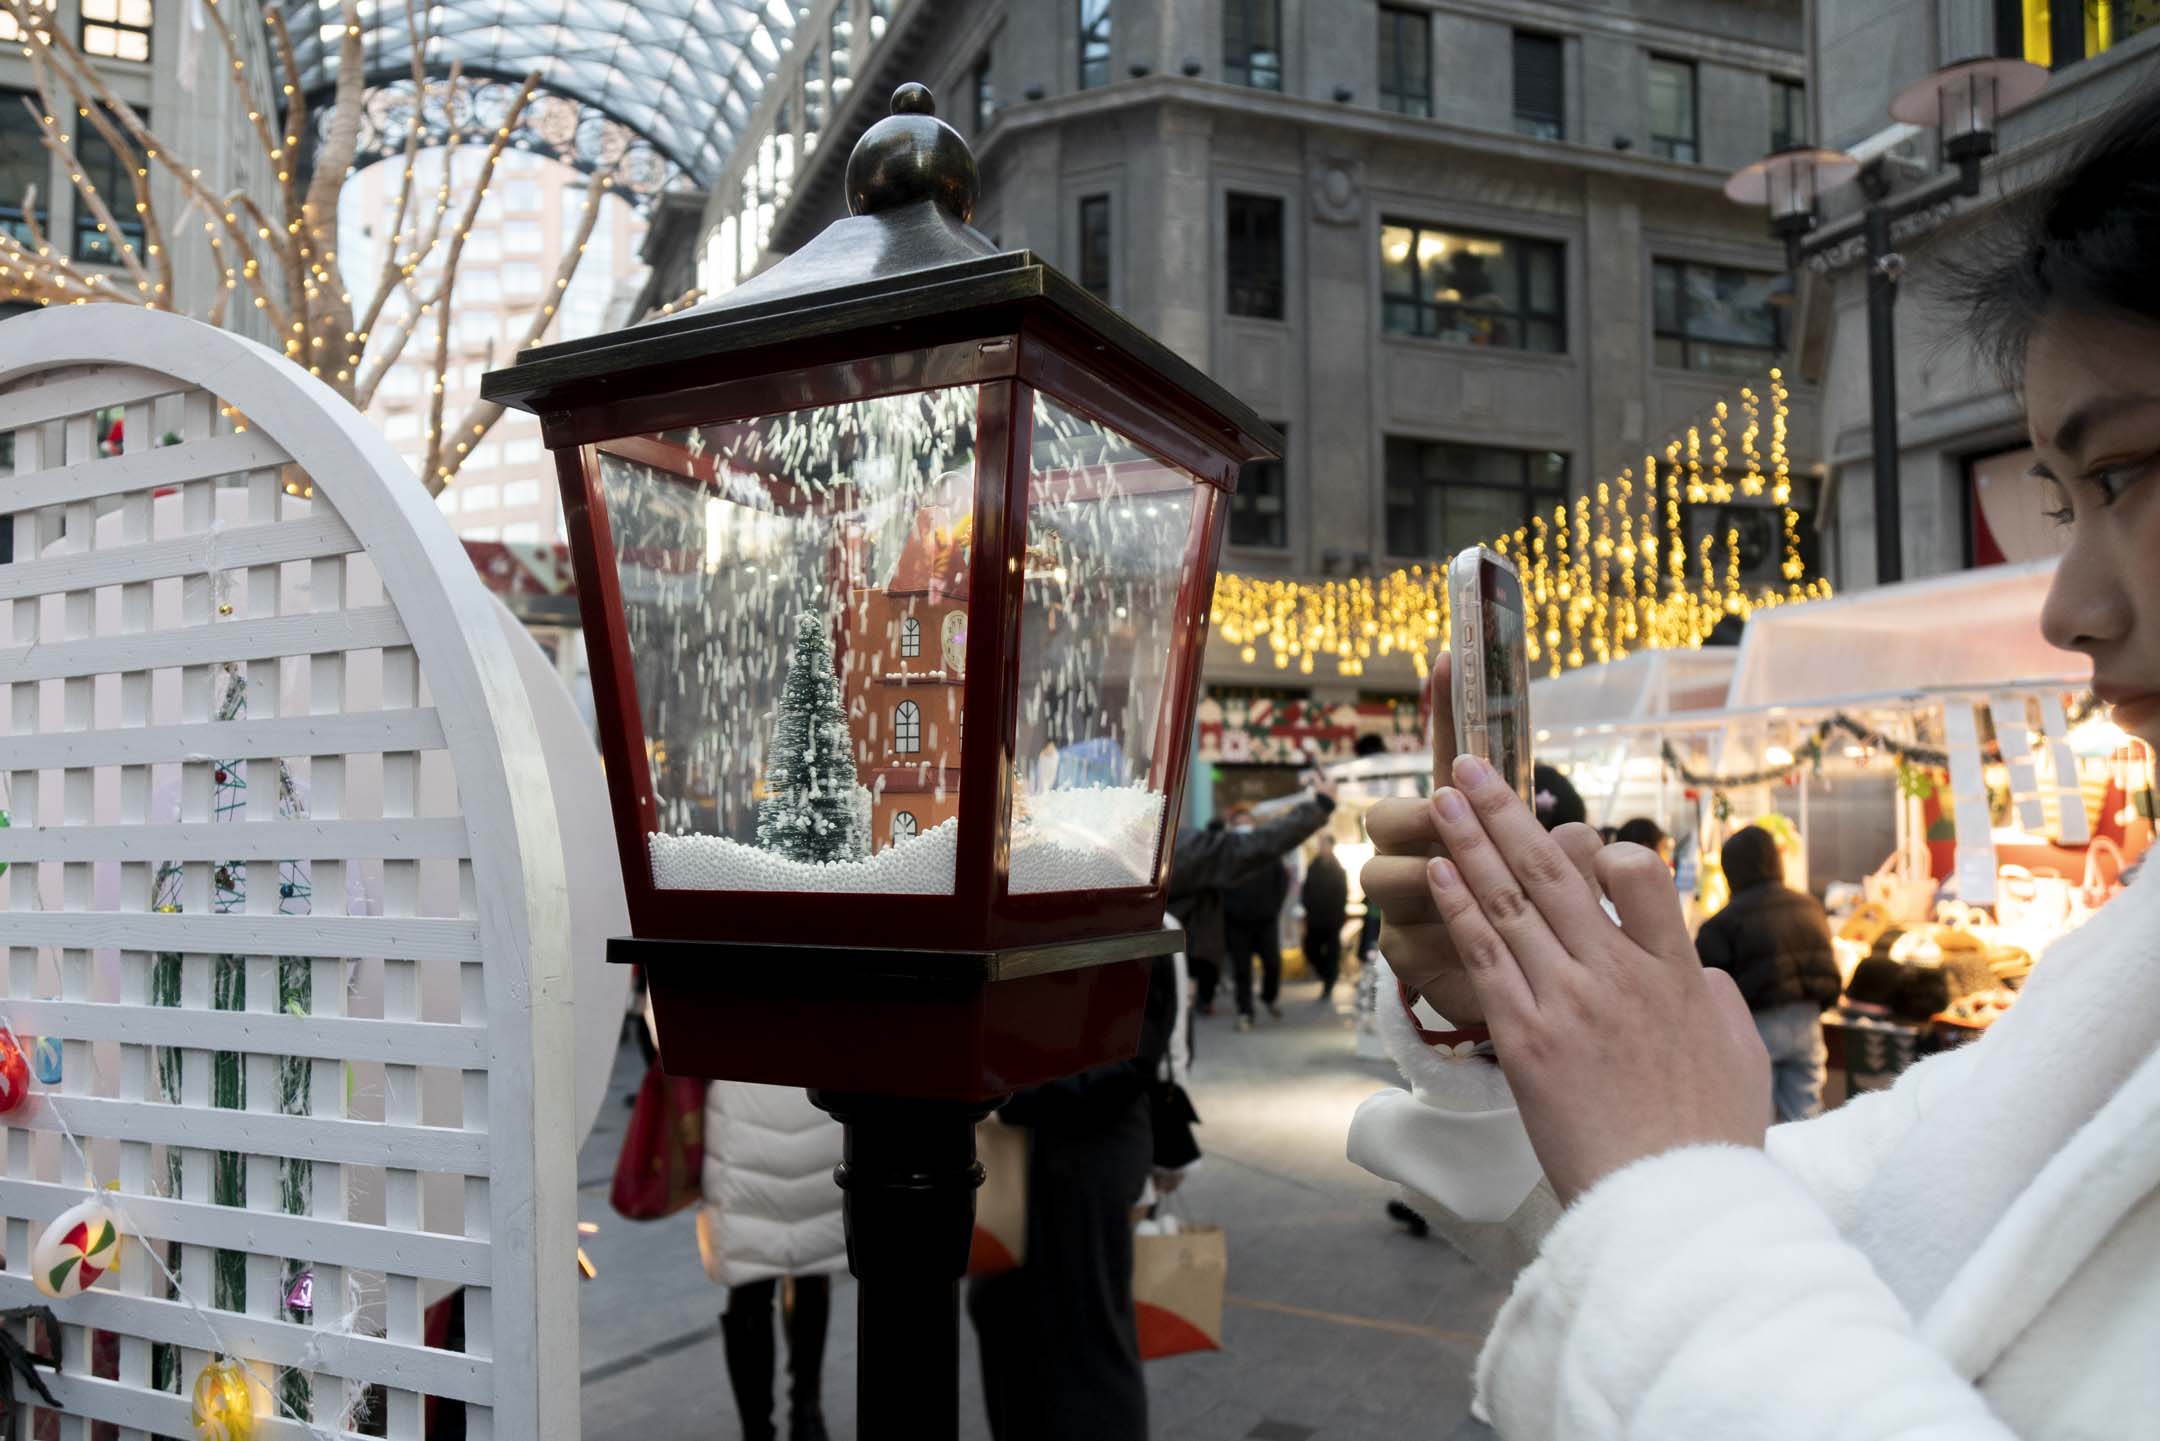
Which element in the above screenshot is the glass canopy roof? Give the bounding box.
[282,0,810,190]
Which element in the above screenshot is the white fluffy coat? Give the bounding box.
[1346,858,2160,1439]
[697,1081,847,1289]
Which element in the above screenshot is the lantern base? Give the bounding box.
[612,928,1177,1102]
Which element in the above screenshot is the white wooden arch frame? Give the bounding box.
[0,307,574,1440]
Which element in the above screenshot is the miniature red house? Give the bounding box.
[482,84,1279,1099]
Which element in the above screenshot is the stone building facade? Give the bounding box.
[1803,0,2159,585]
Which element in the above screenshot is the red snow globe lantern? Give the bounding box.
[484,83,1277,1102]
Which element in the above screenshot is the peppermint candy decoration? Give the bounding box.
[0,1033,28,1114]
[33,1198,121,1298]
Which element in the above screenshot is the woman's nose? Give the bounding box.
[2040,530,2131,654]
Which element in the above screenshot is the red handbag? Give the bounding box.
[609,1064,708,1221]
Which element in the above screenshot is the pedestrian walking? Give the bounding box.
[1168,818,1230,1015]
[1347,85,2160,1437]
[1693,824,1842,1120]
[1222,808,1291,1029]
[1300,834,1350,1002]
[700,1083,844,1441]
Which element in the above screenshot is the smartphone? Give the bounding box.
[1448,546,1534,806]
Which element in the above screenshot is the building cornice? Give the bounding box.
[1420,0,1805,75]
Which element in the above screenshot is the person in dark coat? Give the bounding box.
[968,778,1333,1441]
[1300,834,1350,1002]
[1175,819,1229,1014]
[1222,807,1293,1028]
[1695,824,1843,1122]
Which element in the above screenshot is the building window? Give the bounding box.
[1380,221,1564,352]
[894,701,922,754]
[72,105,146,264]
[80,0,150,60]
[900,615,922,658]
[1384,440,1569,560]
[502,179,542,212]
[973,54,996,133]
[0,0,55,45]
[2003,0,2157,67]
[1080,0,1112,89]
[1652,260,1786,375]
[1512,31,1564,140]
[1377,7,1431,118]
[891,810,918,843]
[805,55,825,140]
[829,12,853,105]
[0,90,43,250]
[1769,77,1806,151]
[1224,0,1282,90]
[1079,194,1111,301]
[1647,56,1698,162]
[1225,193,1284,321]
[1230,425,1289,548]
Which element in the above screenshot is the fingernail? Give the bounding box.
[1434,787,1468,821]
[1453,753,1491,787]
[1427,857,1459,891]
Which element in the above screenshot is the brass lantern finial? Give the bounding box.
[846,83,981,224]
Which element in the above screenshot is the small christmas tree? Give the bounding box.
[758,613,870,864]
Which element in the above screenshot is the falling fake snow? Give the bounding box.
[650,783,1167,895]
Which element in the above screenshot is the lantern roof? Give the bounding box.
[482,84,1280,466]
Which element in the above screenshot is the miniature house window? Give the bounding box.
[892,810,919,843]
[895,700,922,753]
[901,615,922,657]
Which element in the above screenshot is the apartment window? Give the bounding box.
[1769,77,1806,150]
[73,106,146,263]
[505,219,542,254]
[1224,0,1282,90]
[901,616,922,658]
[1230,426,1288,549]
[1512,31,1564,140]
[1381,221,1564,352]
[457,309,497,347]
[1647,56,1698,162]
[0,0,55,44]
[501,178,541,212]
[894,701,922,754]
[503,521,541,544]
[465,228,502,262]
[829,12,853,106]
[504,435,544,465]
[1225,193,1284,320]
[504,479,540,507]
[0,91,44,250]
[80,0,150,60]
[1377,7,1431,117]
[384,413,422,441]
[465,484,501,512]
[974,54,996,134]
[1080,0,1112,89]
[2003,0,2157,67]
[503,260,542,294]
[1652,259,1786,375]
[461,268,502,303]
[1079,194,1111,301]
[1384,440,1568,559]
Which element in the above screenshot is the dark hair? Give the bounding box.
[1531,763,1586,831]
[1720,825,1784,893]
[1949,85,2160,384]
[1616,817,1667,851]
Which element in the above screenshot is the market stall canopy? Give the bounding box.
[1726,559,2085,708]
[282,0,813,187]
[1531,648,1737,742]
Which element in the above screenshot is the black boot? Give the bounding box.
[721,1282,779,1441]
[1386,1198,1431,1238]
[784,1275,831,1441]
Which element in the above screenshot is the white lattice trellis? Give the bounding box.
[0,307,575,1439]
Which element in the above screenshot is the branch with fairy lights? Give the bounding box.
[1658,694,2105,789]
[1212,370,1829,679]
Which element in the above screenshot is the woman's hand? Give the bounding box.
[1422,752,1770,1204]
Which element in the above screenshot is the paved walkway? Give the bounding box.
[576,975,1507,1440]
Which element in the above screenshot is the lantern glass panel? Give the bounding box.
[594,384,981,895]
[1006,392,1208,894]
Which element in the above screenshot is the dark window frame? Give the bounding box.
[1379,219,1567,354]
[0,86,49,252]
[1080,0,1112,89]
[1377,6,1432,118]
[79,0,151,62]
[1225,191,1285,321]
[1647,54,1699,163]
[1229,423,1290,550]
[1224,0,1283,91]
[973,53,996,133]
[900,616,922,658]
[1078,193,1112,300]
[1651,258,1787,374]
[894,700,922,754]
[1383,438,1571,561]
[1512,30,1564,140]
[1769,76,1806,151]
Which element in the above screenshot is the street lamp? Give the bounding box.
[1726,57,2045,586]
[482,82,1278,1440]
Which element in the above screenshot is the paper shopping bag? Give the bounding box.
[1133,1221,1226,1359]
[608,1064,706,1221]
[968,1118,1028,1277]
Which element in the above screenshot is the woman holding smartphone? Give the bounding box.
[1349,89,2160,1437]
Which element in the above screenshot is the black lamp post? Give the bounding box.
[1725,57,2045,586]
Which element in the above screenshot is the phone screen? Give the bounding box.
[1481,564,1534,804]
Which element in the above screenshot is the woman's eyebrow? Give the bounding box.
[2046,393,2160,457]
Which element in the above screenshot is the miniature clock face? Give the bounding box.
[940,611,967,673]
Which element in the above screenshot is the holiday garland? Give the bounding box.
[1658,694,2103,790]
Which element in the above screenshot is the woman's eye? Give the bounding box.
[2084,456,2157,506]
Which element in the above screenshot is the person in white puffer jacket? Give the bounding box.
[701,1081,846,1441]
[1347,86,2160,1440]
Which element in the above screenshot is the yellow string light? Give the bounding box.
[1209,373,1829,677]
